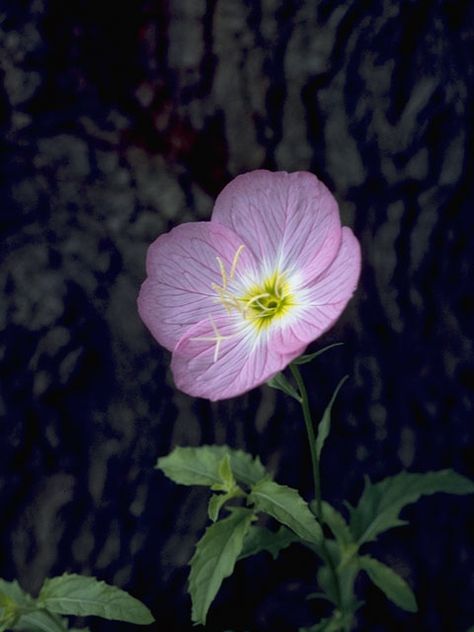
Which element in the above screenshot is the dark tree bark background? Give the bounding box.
[1,1,473,630]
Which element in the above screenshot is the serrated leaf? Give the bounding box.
[38,574,154,624]
[359,555,417,612]
[349,470,474,546]
[266,372,302,402]
[248,480,323,547]
[315,376,348,461]
[238,525,299,560]
[292,343,344,365]
[189,508,253,625]
[13,610,69,632]
[156,445,266,488]
[321,501,353,549]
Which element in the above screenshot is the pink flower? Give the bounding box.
[138,170,361,401]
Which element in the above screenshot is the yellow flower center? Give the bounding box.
[241,271,293,330]
[211,246,294,332]
[193,247,295,362]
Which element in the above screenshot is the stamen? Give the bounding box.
[190,315,233,362]
[212,283,244,314]
[209,315,222,361]
[216,256,227,289]
[209,314,220,336]
[230,245,245,280]
[254,300,273,312]
[210,249,292,333]
[211,283,227,302]
[245,293,271,307]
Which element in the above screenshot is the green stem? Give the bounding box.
[290,363,348,631]
[290,364,321,518]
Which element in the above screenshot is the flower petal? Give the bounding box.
[138,221,257,351]
[171,315,295,401]
[211,170,342,282]
[271,227,361,352]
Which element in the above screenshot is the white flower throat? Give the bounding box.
[212,245,293,328]
[191,245,295,362]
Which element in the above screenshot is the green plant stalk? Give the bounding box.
[290,363,350,631]
[290,364,322,518]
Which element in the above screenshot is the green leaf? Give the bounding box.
[0,580,34,632]
[0,580,32,608]
[248,480,323,547]
[315,376,348,461]
[13,610,68,632]
[348,470,474,546]
[208,492,231,522]
[292,343,344,365]
[359,555,417,612]
[189,508,254,625]
[156,445,266,488]
[208,487,243,522]
[238,525,298,560]
[0,618,14,632]
[266,372,302,402]
[315,564,338,606]
[208,455,246,520]
[38,574,154,624]
[320,501,353,549]
[0,607,17,632]
[216,454,235,490]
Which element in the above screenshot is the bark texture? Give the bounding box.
[1,1,473,630]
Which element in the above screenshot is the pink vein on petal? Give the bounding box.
[211,170,342,281]
[138,221,257,351]
[171,315,289,401]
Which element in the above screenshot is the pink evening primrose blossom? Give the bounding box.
[138,170,361,401]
